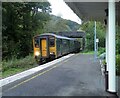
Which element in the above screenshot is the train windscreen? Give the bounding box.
[34,38,39,48]
[49,36,55,47]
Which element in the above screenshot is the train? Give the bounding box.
[33,33,81,64]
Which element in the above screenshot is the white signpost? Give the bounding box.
[96,38,99,57]
[96,38,99,43]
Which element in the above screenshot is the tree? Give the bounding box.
[44,15,80,32]
[2,2,51,60]
[116,25,120,54]
[80,21,105,51]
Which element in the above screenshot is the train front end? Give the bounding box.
[33,34,57,64]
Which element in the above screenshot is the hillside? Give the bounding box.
[44,15,80,32]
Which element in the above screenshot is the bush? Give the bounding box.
[2,55,36,72]
[98,47,105,55]
[100,54,120,76]
[116,54,120,75]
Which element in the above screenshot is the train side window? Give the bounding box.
[49,37,55,47]
[34,38,39,48]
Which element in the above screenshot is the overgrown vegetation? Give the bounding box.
[98,47,105,55]
[2,2,51,78]
[2,2,51,60]
[2,55,36,78]
[116,55,120,75]
[101,55,120,76]
[80,21,105,51]
[44,15,80,32]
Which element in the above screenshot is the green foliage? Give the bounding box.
[116,25,120,75]
[101,54,120,76]
[80,21,105,51]
[2,55,36,72]
[2,55,36,78]
[116,25,120,54]
[98,47,105,55]
[81,50,94,54]
[44,15,80,32]
[116,55,120,75]
[2,2,51,60]
[2,68,26,78]
[66,19,80,31]
[102,60,106,65]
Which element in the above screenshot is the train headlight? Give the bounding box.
[50,52,54,55]
[35,51,40,56]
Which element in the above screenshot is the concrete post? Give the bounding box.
[106,24,109,71]
[108,0,116,93]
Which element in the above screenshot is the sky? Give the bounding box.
[47,0,82,24]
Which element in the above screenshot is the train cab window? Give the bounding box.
[34,38,39,48]
[49,36,55,47]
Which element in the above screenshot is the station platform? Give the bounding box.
[2,54,118,97]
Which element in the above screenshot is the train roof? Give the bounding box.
[34,33,77,41]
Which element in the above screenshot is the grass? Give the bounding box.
[2,68,26,78]
[81,50,94,54]
[81,47,105,55]
[1,55,37,78]
[81,50,103,55]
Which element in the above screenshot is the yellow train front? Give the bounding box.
[33,33,80,64]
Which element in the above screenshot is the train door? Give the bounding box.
[41,38,48,57]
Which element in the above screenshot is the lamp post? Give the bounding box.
[94,21,97,61]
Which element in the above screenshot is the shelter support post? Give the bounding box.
[108,0,116,93]
[105,23,109,71]
[105,22,109,91]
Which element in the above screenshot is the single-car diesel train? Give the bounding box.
[33,33,81,64]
